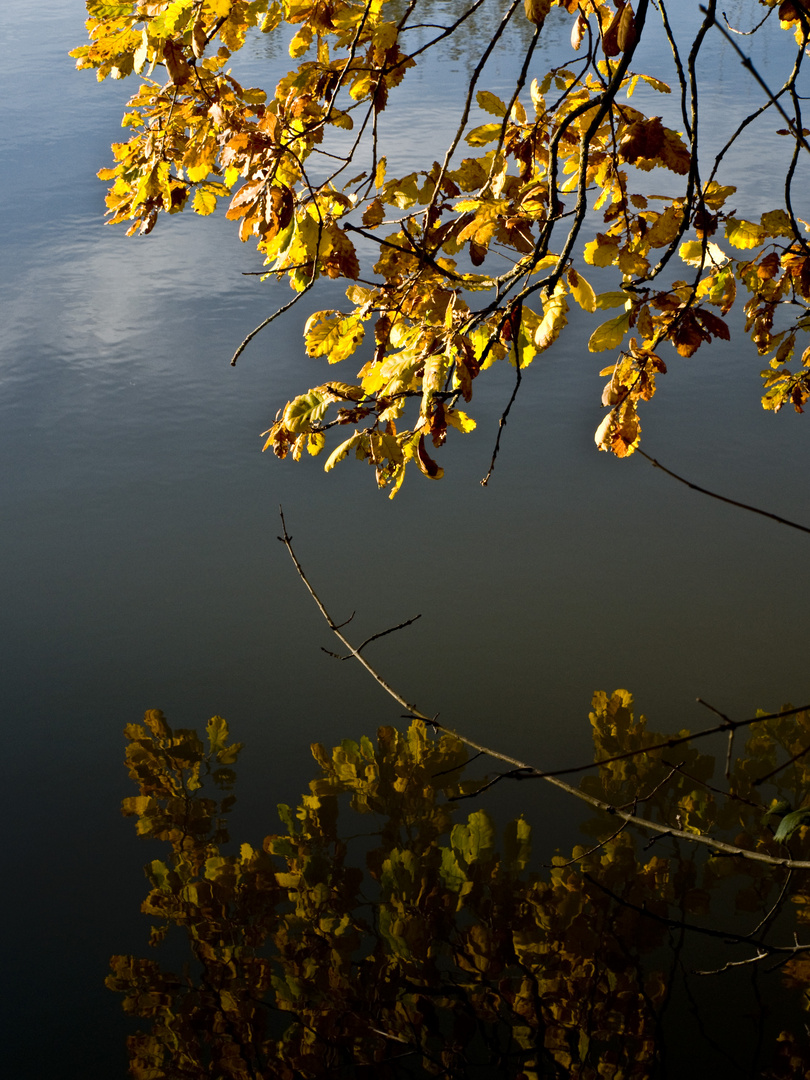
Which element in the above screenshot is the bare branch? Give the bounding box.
[278,509,810,871]
[637,449,810,536]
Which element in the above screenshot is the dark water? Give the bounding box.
[2,2,809,1076]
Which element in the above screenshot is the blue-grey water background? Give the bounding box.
[2,2,809,1076]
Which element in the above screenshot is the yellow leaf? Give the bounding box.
[325,432,361,472]
[304,311,365,364]
[535,282,569,353]
[476,90,506,117]
[381,173,419,208]
[679,239,727,267]
[640,74,672,93]
[702,182,736,210]
[466,123,501,147]
[760,208,794,237]
[307,432,326,457]
[193,188,218,215]
[594,291,629,309]
[284,390,330,432]
[679,240,704,266]
[567,267,596,312]
[445,409,476,433]
[372,21,398,53]
[261,2,282,32]
[133,29,148,74]
[289,26,313,58]
[725,217,766,249]
[588,312,630,352]
[584,237,620,267]
[524,0,551,27]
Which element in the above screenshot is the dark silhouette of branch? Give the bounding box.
[584,872,810,964]
[637,449,810,536]
[321,614,422,660]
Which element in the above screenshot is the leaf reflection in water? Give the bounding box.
[110,702,810,1077]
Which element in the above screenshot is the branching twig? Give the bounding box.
[321,614,422,660]
[278,509,810,871]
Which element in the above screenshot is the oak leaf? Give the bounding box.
[524,0,551,28]
[588,311,630,352]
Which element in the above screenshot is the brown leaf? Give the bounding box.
[671,312,705,357]
[779,0,801,23]
[659,128,691,175]
[692,206,717,238]
[191,19,207,60]
[163,39,192,86]
[602,5,623,56]
[415,434,443,478]
[469,240,487,266]
[757,252,780,280]
[524,0,551,27]
[620,118,664,165]
[617,4,636,52]
[697,309,730,341]
[362,199,385,227]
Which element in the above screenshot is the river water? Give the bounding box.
[3,2,809,1076]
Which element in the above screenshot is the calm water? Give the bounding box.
[3,2,809,1076]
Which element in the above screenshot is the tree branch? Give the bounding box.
[278,509,810,871]
[637,449,810,535]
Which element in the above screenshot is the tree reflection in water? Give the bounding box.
[110,701,810,1078]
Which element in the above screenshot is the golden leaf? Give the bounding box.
[304,312,365,364]
[476,90,507,117]
[535,282,569,353]
[725,217,767,250]
[568,267,596,312]
[193,188,217,215]
[588,312,630,352]
[289,26,313,58]
[324,432,362,472]
[191,19,207,59]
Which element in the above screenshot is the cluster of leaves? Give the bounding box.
[110,699,810,1077]
[73,0,810,491]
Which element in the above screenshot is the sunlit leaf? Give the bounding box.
[588,311,630,352]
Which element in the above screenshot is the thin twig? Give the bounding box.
[637,449,810,535]
[547,820,629,869]
[753,742,810,787]
[321,614,422,660]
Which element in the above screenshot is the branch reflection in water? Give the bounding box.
[112,697,810,1078]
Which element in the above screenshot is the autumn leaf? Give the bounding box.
[589,311,630,352]
[568,267,596,312]
[304,311,365,364]
[77,0,810,491]
[726,217,767,249]
[524,0,551,28]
